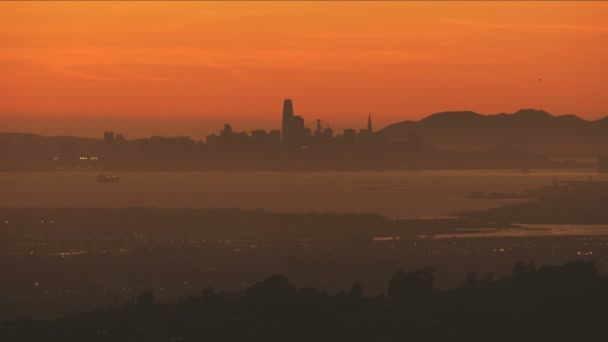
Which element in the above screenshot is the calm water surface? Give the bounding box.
[431,224,608,239]
[2,169,606,219]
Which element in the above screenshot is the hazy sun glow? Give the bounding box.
[1,1,608,138]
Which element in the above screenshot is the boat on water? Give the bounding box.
[97,174,120,183]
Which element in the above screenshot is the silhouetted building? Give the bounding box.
[343,129,356,144]
[315,119,323,136]
[251,129,281,146]
[269,130,281,144]
[282,99,294,144]
[221,124,232,137]
[281,99,305,147]
[357,129,372,142]
[207,124,249,153]
[355,115,376,143]
[206,134,220,150]
[104,132,115,145]
[251,129,266,144]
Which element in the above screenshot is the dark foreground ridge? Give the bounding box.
[3,206,608,322]
[0,207,525,319]
[2,261,607,341]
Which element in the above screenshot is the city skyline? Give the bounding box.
[3,100,608,142]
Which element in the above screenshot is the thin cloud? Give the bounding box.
[0,44,451,82]
[444,19,608,33]
[0,47,243,82]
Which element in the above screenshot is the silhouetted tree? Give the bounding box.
[513,260,536,276]
[243,274,297,316]
[348,282,364,300]
[7,262,608,341]
[136,291,157,313]
[465,271,479,288]
[388,267,435,306]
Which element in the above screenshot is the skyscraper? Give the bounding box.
[282,99,294,144]
[283,99,294,117]
[367,114,373,133]
[104,131,115,145]
[281,99,305,147]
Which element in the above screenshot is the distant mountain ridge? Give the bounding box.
[380,109,608,154]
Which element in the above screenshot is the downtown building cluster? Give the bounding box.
[204,99,381,153]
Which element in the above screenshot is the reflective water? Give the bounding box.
[431,224,608,238]
[1,169,605,219]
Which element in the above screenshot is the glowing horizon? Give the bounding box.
[1,1,608,138]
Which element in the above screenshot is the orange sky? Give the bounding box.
[1,1,608,139]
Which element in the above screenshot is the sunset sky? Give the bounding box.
[1,1,608,139]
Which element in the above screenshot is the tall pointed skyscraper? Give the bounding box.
[367,113,373,133]
[282,99,294,143]
[283,99,294,118]
[281,98,305,147]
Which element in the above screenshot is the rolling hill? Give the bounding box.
[380,109,608,154]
